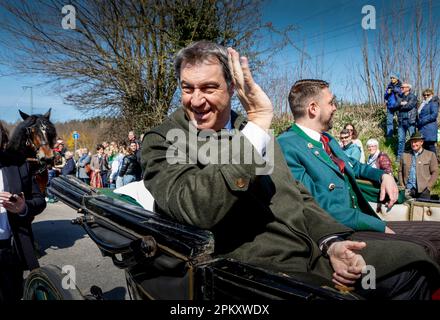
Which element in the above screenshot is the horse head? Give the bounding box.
[16,108,57,163]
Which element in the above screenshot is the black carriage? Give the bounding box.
[24,175,360,301]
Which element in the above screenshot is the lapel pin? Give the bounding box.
[314,150,320,156]
[307,143,313,149]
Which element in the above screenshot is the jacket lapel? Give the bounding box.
[290,125,344,177]
[309,143,343,177]
[2,165,21,194]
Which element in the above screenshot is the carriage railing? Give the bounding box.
[49,176,215,260]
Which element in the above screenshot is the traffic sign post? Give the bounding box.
[73,131,79,157]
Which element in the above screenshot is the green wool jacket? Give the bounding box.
[142,108,440,284]
[277,124,386,232]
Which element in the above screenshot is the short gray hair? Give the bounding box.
[174,41,232,86]
[366,138,379,147]
[402,83,412,90]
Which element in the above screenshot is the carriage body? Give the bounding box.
[357,179,440,222]
[36,176,360,301]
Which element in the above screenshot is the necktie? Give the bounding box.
[320,134,345,174]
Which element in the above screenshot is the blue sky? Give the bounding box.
[261,0,438,102]
[0,0,437,123]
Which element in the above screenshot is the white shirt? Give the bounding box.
[0,169,12,240]
[225,115,271,159]
[296,123,322,144]
[241,122,271,158]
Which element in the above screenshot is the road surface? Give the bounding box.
[31,200,129,300]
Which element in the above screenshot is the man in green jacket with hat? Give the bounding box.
[142,41,440,299]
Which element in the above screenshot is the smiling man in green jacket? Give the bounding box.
[142,41,440,299]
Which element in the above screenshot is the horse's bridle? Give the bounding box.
[25,122,50,154]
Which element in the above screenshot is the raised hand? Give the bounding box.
[227,48,273,130]
[327,240,367,287]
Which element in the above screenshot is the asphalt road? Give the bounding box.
[31,200,129,300]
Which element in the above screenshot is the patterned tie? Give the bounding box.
[320,134,345,174]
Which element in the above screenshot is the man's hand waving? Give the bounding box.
[227,48,273,131]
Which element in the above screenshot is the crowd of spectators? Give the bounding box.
[45,131,143,203]
[336,75,440,199]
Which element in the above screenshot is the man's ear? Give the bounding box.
[308,100,319,117]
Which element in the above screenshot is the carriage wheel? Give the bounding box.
[23,265,84,300]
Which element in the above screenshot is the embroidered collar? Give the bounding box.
[290,124,323,149]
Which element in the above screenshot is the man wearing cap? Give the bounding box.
[396,83,418,160]
[399,132,439,199]
[384,73,402,139]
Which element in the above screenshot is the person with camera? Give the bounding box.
[0,121,46,302]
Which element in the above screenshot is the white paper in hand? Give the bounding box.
[113,181,155,211]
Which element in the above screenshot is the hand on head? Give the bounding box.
[227,48,273,130]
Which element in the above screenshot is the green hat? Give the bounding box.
[408,131,424,141]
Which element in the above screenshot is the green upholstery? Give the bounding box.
[357,180,406,204]
[97,188,142,207]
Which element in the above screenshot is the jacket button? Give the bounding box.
[235,178,246,188]
[328,183,336,191]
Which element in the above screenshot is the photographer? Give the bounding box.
[384,73,402,138]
